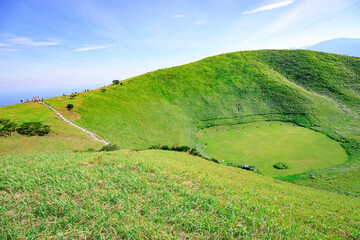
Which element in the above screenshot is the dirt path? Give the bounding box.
[42,102,109,145]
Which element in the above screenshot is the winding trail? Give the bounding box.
[42,102,109,145]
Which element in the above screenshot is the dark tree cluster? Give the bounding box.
[16,122,51,136]
[1,118,51,137]
[0,119,17,137]
[112,80,120,85]
[66,104,74,110]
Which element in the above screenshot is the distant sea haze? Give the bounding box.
[0,84,101,107]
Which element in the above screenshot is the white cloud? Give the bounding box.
[259,0,347,37]
[243,0,296,14]
[73,45,111,52]
[8,36,61,46]
[0,43,8,47]
[195,19,207,26]
[172,14,184,18]
[0,48,21,51]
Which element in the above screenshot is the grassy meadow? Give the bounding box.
[0,103,103,155]
[197,121,347,177]
[1,50,360,238]
[46,50,360,149]
[43,50,360,195]
[1,150,359,239]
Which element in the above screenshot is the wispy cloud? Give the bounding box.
[73,45,111,52]
[243,0,296,14]
[172,14,184,18]
[8,36,61,46]
[0,48,21,51]
[195,19,207,26]
[0,43,8,47]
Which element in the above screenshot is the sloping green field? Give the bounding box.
[46,50,360,149]
[0,103,103,155]
[43,50,360,195]
[1,50,360,238]
[1,150,359,239]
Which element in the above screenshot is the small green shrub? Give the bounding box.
[100,144,120,152]
[160,145,170,150]
[112,80,120,85]
[273,162,288,170]
[209,158,219,164]
[149,145,160,149]
[249,165,261,174]
[227,162,262,174]
[171,146,191,152]
[70,94,77,99]
[0,118,17,137]
[16,122,50,136]
[189,148,203,157]
[101,88,106,92]
[66,104,74,110]
[226,162,243,168]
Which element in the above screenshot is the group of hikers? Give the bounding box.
[20,96,44,104]
[20,89,90,103]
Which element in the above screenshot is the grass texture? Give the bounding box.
[0,103,103,155]
[1,150,359,239]
[197,121,347,177]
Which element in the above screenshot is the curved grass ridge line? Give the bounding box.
[42,102,109,145]
[200,112,309,122]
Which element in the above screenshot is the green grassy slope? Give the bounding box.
[1,150,359,239]
[46,50,360,195]
[197,121,347,177]
[47,50,359,149]
[0,103,103,155]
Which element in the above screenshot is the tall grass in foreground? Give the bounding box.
[1,150,359,239]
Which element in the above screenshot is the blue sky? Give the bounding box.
[0,0,360,106]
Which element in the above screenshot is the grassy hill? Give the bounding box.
[1,150,359,239]
[0,103,103,155]
[1,49,360,238]
[44,50,360,195]
[47,50,359,148]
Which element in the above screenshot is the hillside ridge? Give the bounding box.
[2,49,360,195]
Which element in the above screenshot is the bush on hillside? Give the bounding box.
[66,104,74,110]
[249,165,261,174]
[273,162,288,170]
[189,148,204,157]
[112,80,120,85]
[209,158,220,164]
[160,145,170,150]
[0,118,17,137]
[16,122,50,136]
[148,145,221,165]
[149,145,160,149]
[149,145,191,152]
[171,146,191,152]
[101,88,106,92]
[100,144,120,152]
[227,162,262,174]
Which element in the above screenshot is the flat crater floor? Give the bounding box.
[197,121,348,177]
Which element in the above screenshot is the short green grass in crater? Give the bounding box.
[197,121,348,177]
